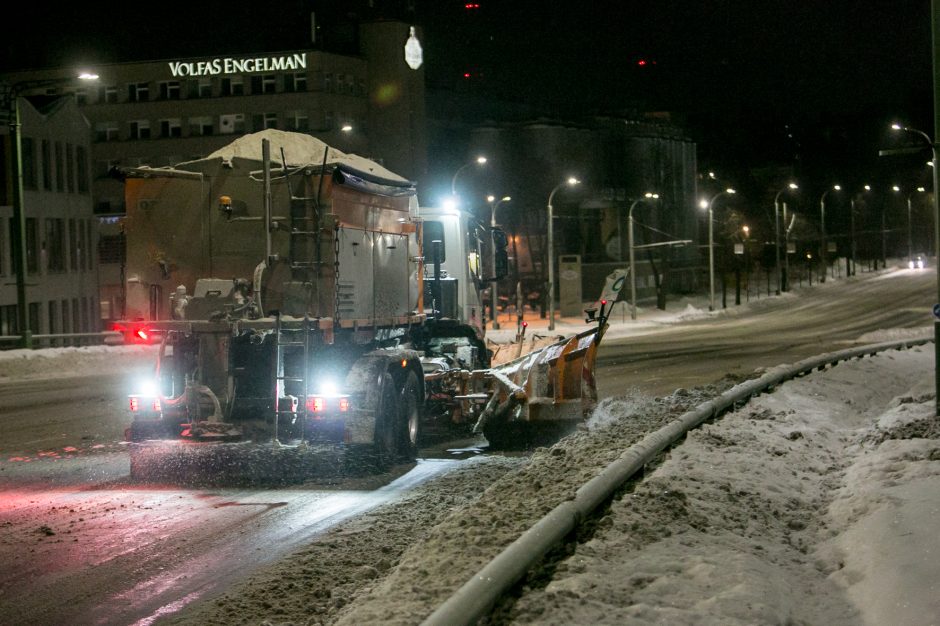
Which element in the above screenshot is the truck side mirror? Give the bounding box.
[492,228,509,280]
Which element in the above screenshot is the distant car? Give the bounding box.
[909,254,926,270]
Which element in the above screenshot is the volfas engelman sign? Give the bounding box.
[168,53,308,77]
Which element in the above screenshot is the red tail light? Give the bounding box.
[306,396,324,413]
[338,398,349,412]
[136,329,149,341]
[129,396,160,412]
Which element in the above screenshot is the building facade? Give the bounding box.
[0,96,99,340]
[3,20,427,216]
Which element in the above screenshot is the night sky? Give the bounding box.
[2,0,933,183]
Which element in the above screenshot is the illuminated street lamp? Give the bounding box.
[890,123,940,415]
[451,155,487,196]
[819,184,841,283]
[487,194,511,330]
[700,188,736,311]
[547,177,581,330]
[774,183,799,294]
[5,72,98,348]
[628,192,659,321]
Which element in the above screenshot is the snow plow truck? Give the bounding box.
[117,130,608,481]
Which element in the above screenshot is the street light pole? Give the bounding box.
[774,183,798,295]
[628,192,659,321]
[451,156,487,196]
[487,195,510,330]
[8,93,30,348]
[700,188,736,311]
[891,122,940,415]
[546,177,580,331]
[849,185,869,277]
[905,187,926,265]
[819,185,841,283]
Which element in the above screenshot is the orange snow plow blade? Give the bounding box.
[482,322,607,427]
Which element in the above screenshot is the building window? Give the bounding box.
[324,111,334,130]
[41,140,52,190]
[69,219,78,271]
[289,111,309,132]
[74,89,88,106]
[129,120,151,140]
[21,137,37,189]
[285,72,307,92]
[54,142,64,191]
[72,298,80,334]
[95,122,120,142]
[61,299,69,334]
[335,73,345,94]
[76,146,89,193]
[47,301,57,335]
[189,78,212,98]
[158,81,181,100]
[0,304,16,336]
[66,143,75,192]
[127,82,150,102]
[250,74,277,95]
[219,114,245,134]
[25,217,38,274]
[98,85,118,103]
[159,118,182,138]
[82,220,91,271]
[324,73,332,92]
[252,112,278,131]
[220,76,244,96]
[46,218,65,273]
[189,116,213,136]
[358,78,366,96]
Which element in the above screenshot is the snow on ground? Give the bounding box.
[313,345,938,626]
[0,344,157,382]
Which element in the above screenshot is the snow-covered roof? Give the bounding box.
[184,129,411,185]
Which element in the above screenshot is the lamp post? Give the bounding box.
[774,183,799,295]
[700,188,736,311]
[5,72,98,348]
[487,194,511,330]
[903,187,927,265]
[628,192,659,321]
[849,185,870,277]
[546,177,580,331]
[891,123,940,415]
[450,155,487,196]
[819,184,841,283]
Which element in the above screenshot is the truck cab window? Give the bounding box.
[423,221,445,263]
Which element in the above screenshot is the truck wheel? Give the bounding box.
[373,372,400,471]
[398,371,423,461]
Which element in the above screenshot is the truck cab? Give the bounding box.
[418,205,489,335]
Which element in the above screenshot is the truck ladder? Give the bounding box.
[272,313,313,443]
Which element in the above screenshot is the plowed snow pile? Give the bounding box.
[173,345,940,625]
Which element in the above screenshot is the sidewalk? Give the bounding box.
[484,260,910,346]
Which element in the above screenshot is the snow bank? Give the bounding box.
[0,344,157,381]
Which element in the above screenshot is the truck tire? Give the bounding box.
[398,370,423,461]
[372,372,401,471]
